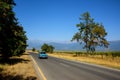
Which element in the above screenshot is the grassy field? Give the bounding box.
[48,52,120,70]
[0,52,38,80]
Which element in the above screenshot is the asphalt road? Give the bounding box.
[30,53,120,80]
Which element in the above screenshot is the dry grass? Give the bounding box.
[48,53,120,69]
[26,50,38,54]
[0,52,38,80]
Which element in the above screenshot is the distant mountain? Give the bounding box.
[27,40,120,51]
[47,42,83,51]
[27,40,43,50]
[27,40,83,51]
[109,40,120,51]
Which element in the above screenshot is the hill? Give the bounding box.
[27,40,120,51]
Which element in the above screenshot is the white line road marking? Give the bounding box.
[30,56,47,80]
[60,63,70,68]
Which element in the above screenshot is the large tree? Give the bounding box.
[71,12,109,53]
[41,43,54,53]
[0,0,27,58]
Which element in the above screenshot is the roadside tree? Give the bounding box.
[0,0,27,58]
[32,48,36,52]
[71,12,109,53]
[41,43,54,53]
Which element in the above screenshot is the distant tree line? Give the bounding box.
[0,0,27,58]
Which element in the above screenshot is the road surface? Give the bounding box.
[30,53,120,80]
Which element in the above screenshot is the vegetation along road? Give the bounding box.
[30,52,120,80]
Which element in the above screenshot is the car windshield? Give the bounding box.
[40,52,46,54]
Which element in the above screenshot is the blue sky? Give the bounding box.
[14,0,120,42]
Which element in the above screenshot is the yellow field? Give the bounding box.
[0,52,38,80]
[48,52,120,69]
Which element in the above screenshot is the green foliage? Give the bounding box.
[41,43,55,53]
[71,12,109,53]
[32,48,36,52]
[0,0,27,58]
